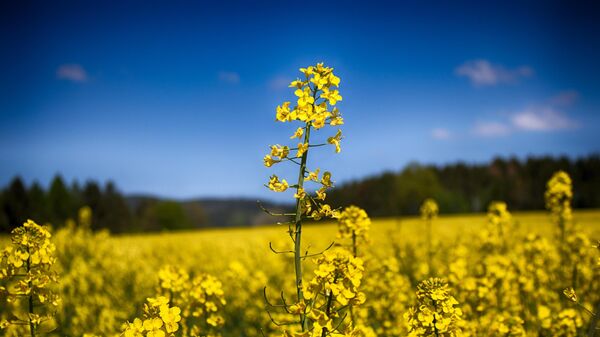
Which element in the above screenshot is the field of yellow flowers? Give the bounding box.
[1,208,599,336]
[1,63,599,337]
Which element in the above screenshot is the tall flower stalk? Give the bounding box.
[0,220,60,336]
[420,198,439,276]
[262,63,344,333]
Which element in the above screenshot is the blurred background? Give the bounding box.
[1,1,599,232]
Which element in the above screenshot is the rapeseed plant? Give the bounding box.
[262,62,348,334]
[0,220,60,336]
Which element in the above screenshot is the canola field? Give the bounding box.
[1,63,599,337]
[1,208,599,336]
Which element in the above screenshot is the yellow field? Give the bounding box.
[2,209,599,336]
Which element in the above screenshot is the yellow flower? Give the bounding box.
[311,72,329,89]
[321,87,342,105]
[123,318,144,337]
[289,79,304,89]
[159,306,181,333]
[295,87,315,107]
[291,127,304,139]
[270,144,290,159]
[297,142,309,157]
[563,287,577,302]
[329,107,344,125]
[328,73,340,87]
[294,187,306,199]
[316,187,327,201]
[420,198,439,220]
[338,206,370,243]
[299,66,315,76]
[264,155,278,167]
[327,130,342,153]
[143,318,164,337]
[305,168,320,182]
[268,175,289,192]
[276,102,292,122]
[321,171,333,188]
[147,296,169,308]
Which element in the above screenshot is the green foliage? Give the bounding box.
[147,201,192,231]
[0,176,200,233]
[328,155,600,216]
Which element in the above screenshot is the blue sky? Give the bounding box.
[1,1,599,200]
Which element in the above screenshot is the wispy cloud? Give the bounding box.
[473,91,580,137]
[218,71,240,84]
[472,122,511,137]
[511,106,579,131]
[456,59,533,86]
[431,128,452,140]
[268,75,291,90]
[56,64,88,83]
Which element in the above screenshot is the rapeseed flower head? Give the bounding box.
[0,220,60,334]
[338,206,371,245]
[545,170,573,223]
[405,278,462,337]
[420,198,439,220]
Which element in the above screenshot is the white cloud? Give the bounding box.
[472,122,511,137]
[431,128,452,140]
[511,106,579,131]
[455,59,533,86]
[56,64,88,82]
[473,91,580,137]
[218,71,240,84]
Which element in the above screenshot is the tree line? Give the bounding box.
[327,154,600,217]
[1,154,598,232]
[0,176,204,233]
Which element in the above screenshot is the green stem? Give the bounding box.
[427,218,433,276]
[26,246,35,337]
[321,276,337,337]
[349,231,357,326]
[294,123,312,331]
[432,301,440,337]
[352,231,357,258]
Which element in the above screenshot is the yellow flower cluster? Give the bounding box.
[479,201,513,251]
[78,205,93,228]
[283,248,366,337]
[487,313,526,337]
[362,257,412,336]
[156,266,226,336]
[158,265,189,294]
[0,220,60,335]
[538,307,583,337]
[264,62,343,221]
[405,278,462,337]
[420,198,439,220]
[337,206,371,248]
[122,296,182,337]
[487,201,511,229]
[52,210,144,337]
[419,198,439,220]
[305,248,366,307]
[275,63,342,127]
[545,170,573,223]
